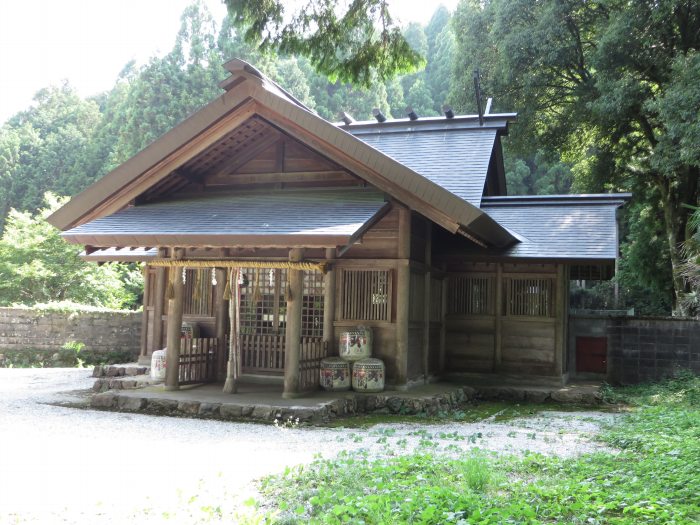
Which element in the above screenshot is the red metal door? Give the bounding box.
[576,336,607,374]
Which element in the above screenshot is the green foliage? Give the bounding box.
[224,0,424,86]
[450,0,700,314]
[0,345,136,368]
[258,374,700,524]
[0,194,141,309]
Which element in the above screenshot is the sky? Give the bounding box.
[0,0,459,125]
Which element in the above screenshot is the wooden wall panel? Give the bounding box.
[407,325,424,380]
[445,317,496,372]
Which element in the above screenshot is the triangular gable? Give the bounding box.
[48,59,516,248]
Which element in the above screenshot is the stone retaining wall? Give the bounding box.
[0,307,141,357]
[569,315,700,384]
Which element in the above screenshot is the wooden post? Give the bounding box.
[554,264,566,377]
[422,221,432,383]
[283,248,304,398]
[214,268,227,381]
[165,249,184,391]
[395,206,411,388]
[323,248,336,356]
[494,263,503,371]
[151,248,167,351]
[138,264,150,364]
[439,273,448,373]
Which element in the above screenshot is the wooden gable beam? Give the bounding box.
[207,130,282,180]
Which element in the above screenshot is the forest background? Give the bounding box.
[0,0,698,316]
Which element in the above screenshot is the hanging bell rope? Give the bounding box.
[149,258,328,274]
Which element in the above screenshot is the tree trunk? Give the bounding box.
[658,168,699,316]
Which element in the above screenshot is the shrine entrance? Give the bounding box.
[237,268,326,381]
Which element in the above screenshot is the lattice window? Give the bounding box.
[447,275,494,315]
[430,277,443,322]
[302,271,325,337]
[505,277,554,317]
[340,269,392,321]
[239,268,287,335]
[183,269,214,316]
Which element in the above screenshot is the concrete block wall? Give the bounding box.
[570,315,700,384]
[0,307,141,356]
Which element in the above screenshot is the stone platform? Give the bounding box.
[89,376,604,424]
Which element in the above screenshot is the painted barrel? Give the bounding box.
[150,349,167,380]
[319,357,351,391]
[351,358,385,393]
[338,327,372,362]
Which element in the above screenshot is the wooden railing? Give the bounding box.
[178,337,218,385]
[240,334,286,374]
[300,337,327,391]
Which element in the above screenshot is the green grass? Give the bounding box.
[255,372,700,524]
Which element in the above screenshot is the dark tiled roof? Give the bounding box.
[479,195,628,260]
[348,126,498,207]
[65,190,385,238]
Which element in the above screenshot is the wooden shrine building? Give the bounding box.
[49,59,628,397]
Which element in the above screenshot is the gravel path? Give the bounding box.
[0,368,620,524]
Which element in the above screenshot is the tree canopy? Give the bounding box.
[224,0,424,86]
[0,194,141,309]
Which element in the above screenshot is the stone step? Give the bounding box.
[92,373,161,393]
[92,364,149,378]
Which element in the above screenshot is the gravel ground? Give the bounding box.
[0,368,620,524]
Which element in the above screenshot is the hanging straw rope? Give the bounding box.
[223,267,240,394]
[149,258,328,274]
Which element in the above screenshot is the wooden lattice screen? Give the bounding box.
[504,277,554,317]
[239,268,287,335]
[302,271,324,337]
[447,275,494,315]
[340,269,392,322]
[183,269,214,316]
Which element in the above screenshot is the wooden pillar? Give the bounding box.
[138,264,150,364]
[283,248,304,398]
[395,207,411,388]
[165,249,185,390]
[422,222,432,383]
[494,263,503,370]
[323,248,336,356]
[214,268,228,382]
[151,248,167,351]
[439,273,448,373]
[554,264,566,377]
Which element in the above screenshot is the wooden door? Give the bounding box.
[576,336,607,374]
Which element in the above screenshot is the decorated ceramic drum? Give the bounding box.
[351,358,385,393]
[150,349,166,380]
[319,357,351,391]
[339,327,372,362]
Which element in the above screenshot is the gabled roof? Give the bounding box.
[63,190,387,248]
[344,120,508,207]
[48,59,516,249]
